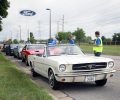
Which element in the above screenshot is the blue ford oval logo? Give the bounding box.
[20,10,36,16]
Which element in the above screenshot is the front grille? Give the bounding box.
[72,62,107,70]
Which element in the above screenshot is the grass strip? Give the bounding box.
[80,44,120,56]
[0,53,53,100]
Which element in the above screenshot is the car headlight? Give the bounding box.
[108,61,114,68]
[59,64,66,72]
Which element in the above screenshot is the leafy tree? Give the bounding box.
[19,40,25,43]
[85,36,92,43]
[56,32,71,43]
[0,0,10,31]
[102,36,112,42]
[30,32,36,43]
[13,39,19,44]
[112,33,120,42]
[73,28,86,44]
[5,39,12,44]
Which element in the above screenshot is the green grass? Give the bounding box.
[0,53,53,100]
[80,44,120,56]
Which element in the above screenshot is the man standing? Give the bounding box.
[93,31,103,57]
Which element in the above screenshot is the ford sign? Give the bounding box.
[20,10,36,16]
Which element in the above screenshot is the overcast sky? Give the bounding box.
[0,0,120,41]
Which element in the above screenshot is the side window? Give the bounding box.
[36,46,45,57]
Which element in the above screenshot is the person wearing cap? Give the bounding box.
[93,31,103,57]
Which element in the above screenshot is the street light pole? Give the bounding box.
[46,8,51,39]
[38,21,41,40]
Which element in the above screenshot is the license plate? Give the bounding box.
[85,75,95,82]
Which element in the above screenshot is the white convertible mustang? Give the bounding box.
[28,44,115,90]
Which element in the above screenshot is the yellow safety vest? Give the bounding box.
[93,37,103,52]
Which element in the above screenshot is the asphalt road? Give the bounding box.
[4,54,120,100]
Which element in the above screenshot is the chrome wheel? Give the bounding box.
[49,71,54,88]
[48,70,60,90]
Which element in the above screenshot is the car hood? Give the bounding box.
[48,55,113,64]
[27,50,44,54]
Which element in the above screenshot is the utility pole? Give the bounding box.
[11,31,12,42]
[62,15,64,32]
[46,8,52,39]
[19,25,21,41]
[27,28,29,42]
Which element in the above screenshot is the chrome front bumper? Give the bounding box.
[55,70,116,82]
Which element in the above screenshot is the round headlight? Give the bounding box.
[59,64,66,72]
[108,61,114,68]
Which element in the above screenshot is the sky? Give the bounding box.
[0,0,120,41]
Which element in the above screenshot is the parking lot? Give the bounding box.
[4,53,120,100]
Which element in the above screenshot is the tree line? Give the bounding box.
[4,28,120,45]
[56,28,92,44]
[102,33,120,45]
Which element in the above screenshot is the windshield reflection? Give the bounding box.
[47,45,84,56]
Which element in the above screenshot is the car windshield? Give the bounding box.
[11,44,18,48]
[27,45,44,50]
[19,44,25,48]
[47,45,84,56]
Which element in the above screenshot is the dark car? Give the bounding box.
[13,44,25,59]
[6,44,18,56]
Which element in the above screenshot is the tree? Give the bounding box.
[101,35,112,45]
[30,32,36,43]
[5,39,12,44]
[13,39,19,44]
[85,36,92,43]
[0,0,10,31]
[73,28,86,44]
[112,33,120,42]
[56,32,71,43]
[19,40,25,43]
[101,36,112,42]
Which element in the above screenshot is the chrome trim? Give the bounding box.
[55,70,116,77]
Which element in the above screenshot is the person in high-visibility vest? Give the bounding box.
[93,31,103,57]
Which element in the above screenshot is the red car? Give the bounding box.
[21,44,44,66]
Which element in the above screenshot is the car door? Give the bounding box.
[39,47,50,78]
[33,54,44,76]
